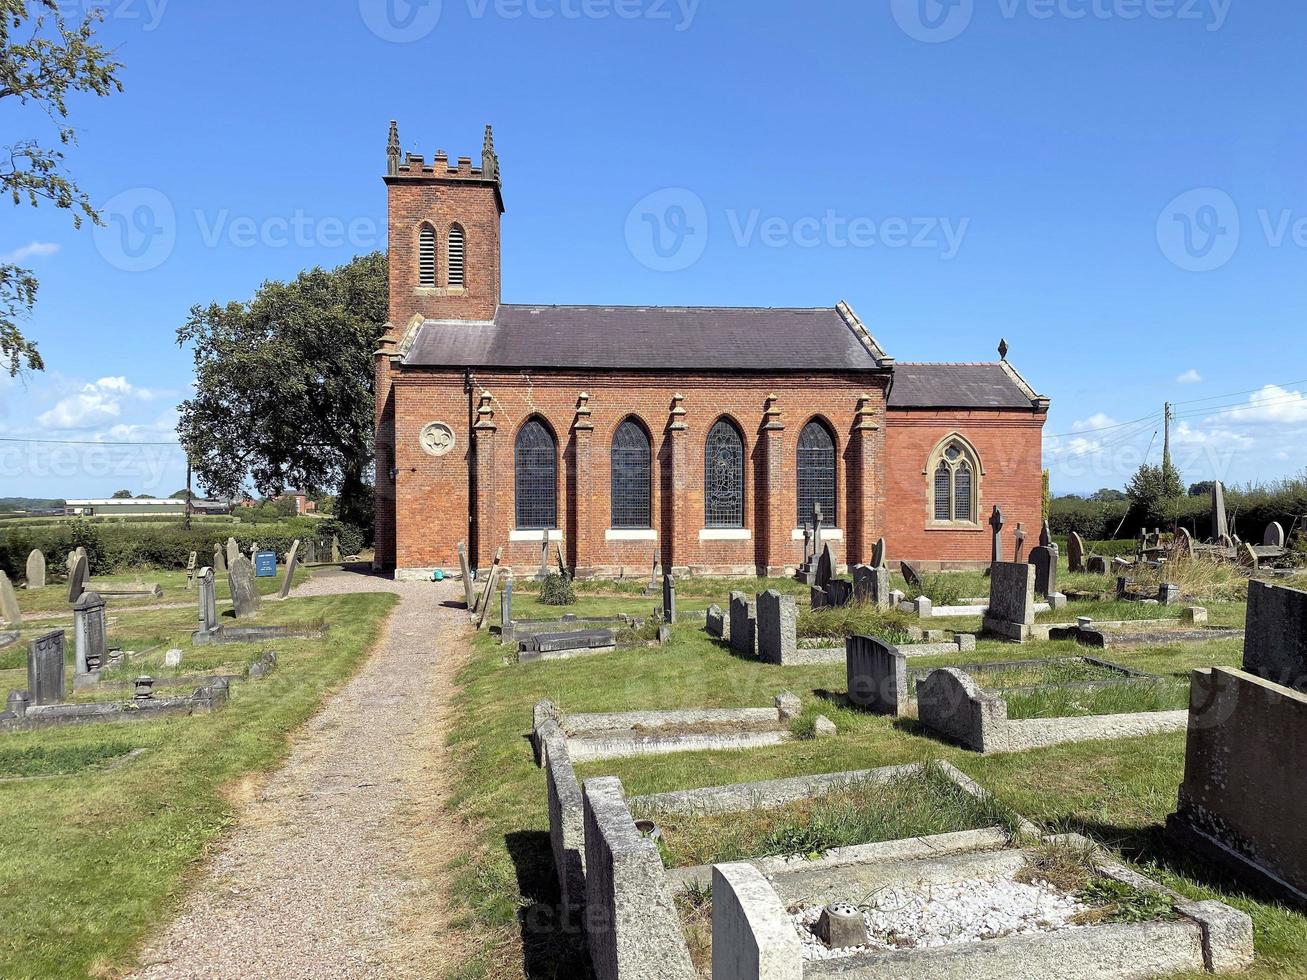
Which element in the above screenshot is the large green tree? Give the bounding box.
[1126,458,1185,528]
[2,0,123,375]
[176,252,388,532]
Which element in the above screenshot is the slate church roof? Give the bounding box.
[397,301,1046,411]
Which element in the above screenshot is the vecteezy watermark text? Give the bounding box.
[358,0,698,42]
[1154,188,1307,273]
[892,0,1231,43]
[56,0,170,31]
[625,188,970,272]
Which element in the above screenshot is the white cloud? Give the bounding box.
[1213,384,1307,425]
[36,377,159,430]
[1,241,60,263]
[1171,421,1254,449]
[1176,369,1203,384]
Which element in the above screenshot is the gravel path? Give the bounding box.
[131,569,472,979]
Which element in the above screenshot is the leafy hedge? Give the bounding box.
[0,518,366,579]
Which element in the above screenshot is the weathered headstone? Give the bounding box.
[1239,542,1260,569]
[899,560,922,592]
[871,537,887,570]
[646,546,660,594]
[331,535,341,563]
[457,541,476,608]
[474,547,503,617]
[214,542,227,573]
[1265,522,1287,549]
[500,573,513,628]
[812,502,825,556]
[661,573,676,625]
[27,629,66,705]
[1086,555,1108,575]
[476,563,501,632]
[535,530,551,581]
[197,567,218,635]
[73,590,107,675]
[0,571,21,627]
[226,537,240,568]
[1173,527,1194,560]
[815,542,836,590]
[67,554,89,604]
[164,648,183,668]
[25,549,46,589]
[852,563,890,608]
[1242,581,1307,692]
[755,589,796,665]
[249,541,259,560]
[279,539,301,599]
[846,634,908,714]
[305,539,317,564]
[988,505,1005,565]
[1029,542,1058,599]
[1067,531,1086,573]
[228,556,261,618]
[1212,481,1230,543]
[705,603,726,640]
[1013,523,1027,562]
[983,561,1036,641]
[186,551,198,590]
[728,591,755,656]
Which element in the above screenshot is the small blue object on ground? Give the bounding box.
[254,551,277,577]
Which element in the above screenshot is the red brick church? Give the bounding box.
[374,124,1049,579]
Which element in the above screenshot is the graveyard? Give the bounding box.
[0,554,396,976]
[438,543,1307,979]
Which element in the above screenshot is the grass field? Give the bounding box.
[0,571,396,977]
[443,558,1307,980]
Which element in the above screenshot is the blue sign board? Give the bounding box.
[254,551,278,577]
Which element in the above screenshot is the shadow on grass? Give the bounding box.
[504,830,594,979]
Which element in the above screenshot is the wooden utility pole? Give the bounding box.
[1162,402,1173,474]
[185,461,193,530]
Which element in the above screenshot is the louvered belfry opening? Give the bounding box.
[447,224,466,287]
[418,225,436,286]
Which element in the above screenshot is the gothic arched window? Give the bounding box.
[928,436,981,524]
[418,224,437,286]
[796,419,836,525]
[611,419,652,529]
[704,419,745,528]
[515,418,557,529]
[447,224,466,287]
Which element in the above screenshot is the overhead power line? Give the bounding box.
[0,436,182,447]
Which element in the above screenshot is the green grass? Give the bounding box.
[0,739,139,778]
[1003,679,1192,720]
[638,763,1020,867]
[444,570,1307,980]
[13,564,310,616]
[0,577,396,977]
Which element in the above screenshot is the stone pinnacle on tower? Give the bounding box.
[482,124,500,181]
[387,120,401,177]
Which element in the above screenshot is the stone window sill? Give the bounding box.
[414,286,468,297]
[605,528,657,541]
[791,528,843,541]
[924,522,984,532]
[509,528,562,542]
[700,528,751,541]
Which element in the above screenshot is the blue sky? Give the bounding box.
[2,0,1304,500]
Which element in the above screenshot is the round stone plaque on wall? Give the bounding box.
[420,422,456,457]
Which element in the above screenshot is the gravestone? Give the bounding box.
[500,574,513,628]
[197,567,218,635]
[164,649,183,668]
[476,562,501,631]
[1174,527,1194,560]
[27,629,66,705]
[705,603,726,640]
[249,541,260,561]
[1086,555,1108,575]
[646,546,660,594]
[826,579,853,607]
[73,591,107,675]
[846,634,908,714]
[988,505,1005,565]
[871,537,887,570]
[852,564,889,609]
[67,554,89,604]
[25,549,46,589]
[1239,542,1259,569]
[457,541,476,608]
[331,535,341,563]
[534,530,551,581]
[214,542,226,573]
[279,539,301,599]
[815,542,836,590]
[1029,542,1058,599]
[1039,520,1053,549]
[899,560,923,592]
[228,556,261,618]
[1242,581,1307,692]
[474,547,503,618]
[983,561,1036,642]
[728,591,756,656]
[661,574,676,625]
[1212,482,1230,543]
[226,537,240,568]
[65,549,77,577]
[1013,523,1027,562]
[186,551,198,590]
[755,589,796,665]
[0,572,20,626]
[812,502,825,556]
[1265,522,1286,549]
[1067,531,1086,573]
[305,539,317,564]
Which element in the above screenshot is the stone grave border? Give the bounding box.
[192,623,325,646]
[2,678,231,732]
[75,649,278,694]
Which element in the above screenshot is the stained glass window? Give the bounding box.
[704,419,744,528]
[611,420,652,529]
[515,419,557,529]
[797,420,836,525]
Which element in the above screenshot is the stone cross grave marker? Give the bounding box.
[0,572,21,627]
[1265,522,1286,549]
[249,541,259,560]
[802,523,813,562]
[812,502,824,555]
[661,573,676,624]
[226,537,240,568]
[67,554,89,604]
[228,556,261,618]
[457,541,476,609]
[1013,523,1027,562]
[646,545,660,592]
[1067,531,1086,572]
[1212,482,1230,543]
[26,549,46,589]
[279,539,301,599]
[989,506,1005,565]
[197,566,218,635]
[73,590,107,675]
[186,551,198,590]
[534,531,551,581]
[27,629,66,706]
